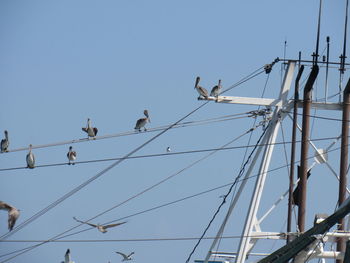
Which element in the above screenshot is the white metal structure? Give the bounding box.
[202,60,346,263]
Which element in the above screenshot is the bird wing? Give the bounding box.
[73,217,98,228]
[116,252,128,259]
[104,221,126,229]
[128,252,135,257]
[0,201,12,211]
[93,127,98,136]
[82,127,88,133]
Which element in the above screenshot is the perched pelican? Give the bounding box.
[82,118,98,138]
[1,130,9,153]
[67,146,77,165]
[26,144,35,169]
[73,217,126,233]
[115,251,134,261]
[0,201,20,231]
[61,249,75,263]
[134,110,150,132]
[194,76,209,99]
[210,79,222,97]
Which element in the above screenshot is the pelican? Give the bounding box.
[1,130,9,153]
[134,110,150,132]
[67,146,77,165]
[82,118,98,138]
[26,144,35,169]
[210,79,222,97]
[61,249,75,263]
[73,217,126,233]
[115,251,134,261]
[194,76,209,99]
[0,201,20,231]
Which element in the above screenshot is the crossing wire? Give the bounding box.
[0,102,210,242]
[185,120,271,263]
[0,64,269,262]
[0,143,345,260]
[0,112,250,154]
[0,135,344,172]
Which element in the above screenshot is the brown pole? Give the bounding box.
[297,65,319,232]
[337,78,350,262]
[287,65,304,243]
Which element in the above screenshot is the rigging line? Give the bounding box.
[282,110,350,122]
[1,113,251,154]
[220,67,265,95]
[214,70,271,259]
[0,108,256,263]
[0,102,210,244]
[0,233,298,243]
[280,123,290,176]
[185,121,271,263]
[0,135,345,172]
[1,143,346,260]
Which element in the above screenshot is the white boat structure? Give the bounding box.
[195,2,350,262]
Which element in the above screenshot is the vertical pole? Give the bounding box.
[297,65,319,232]
[337,78,350,263]
[287,64,304,243]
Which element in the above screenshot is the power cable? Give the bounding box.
[0,135,344,172]
[1,142,345,261]
[0,113,250,154]
[0,102,210,242]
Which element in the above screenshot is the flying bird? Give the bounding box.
[1,130,9,153]
[134,110,150,132]
[67,146,77,165]
[115,251,134,261]
[73,217,126,233]
[61,249,75,263]
[0,201,20,231]
[82,118,98,138]
[194,76,209,99]
[210,79,222,97]
[26,144,35,169]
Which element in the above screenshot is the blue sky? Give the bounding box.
[0,1,349,263]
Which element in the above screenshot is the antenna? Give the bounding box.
[312,0,322,65]
[340,0,349,74]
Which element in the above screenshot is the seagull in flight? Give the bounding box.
[0,201,20,231]
[115,251,134,261]
[61,249,75,263]
[134,110,150,132]
[194,76,209,100]
[1,130,9,153]
[82,118,98,138]
[73,217,126,233]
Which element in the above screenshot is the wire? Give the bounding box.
[0,135,345,172]
[0,112,251,154]
[0,136,344,172]
[0,102,209,242]
[1,142,345,261]
[185,121,271,263]
[282,110,350,122]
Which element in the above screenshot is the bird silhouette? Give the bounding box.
[0,201,20,231]
[73,217,126,233]
[67,146,77,165]
[194,76,209,99]
[82,118,98,138]
[1,130,9,153]
[26,144,35,169]
[134,110,150,132]
[115,251,134,261]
